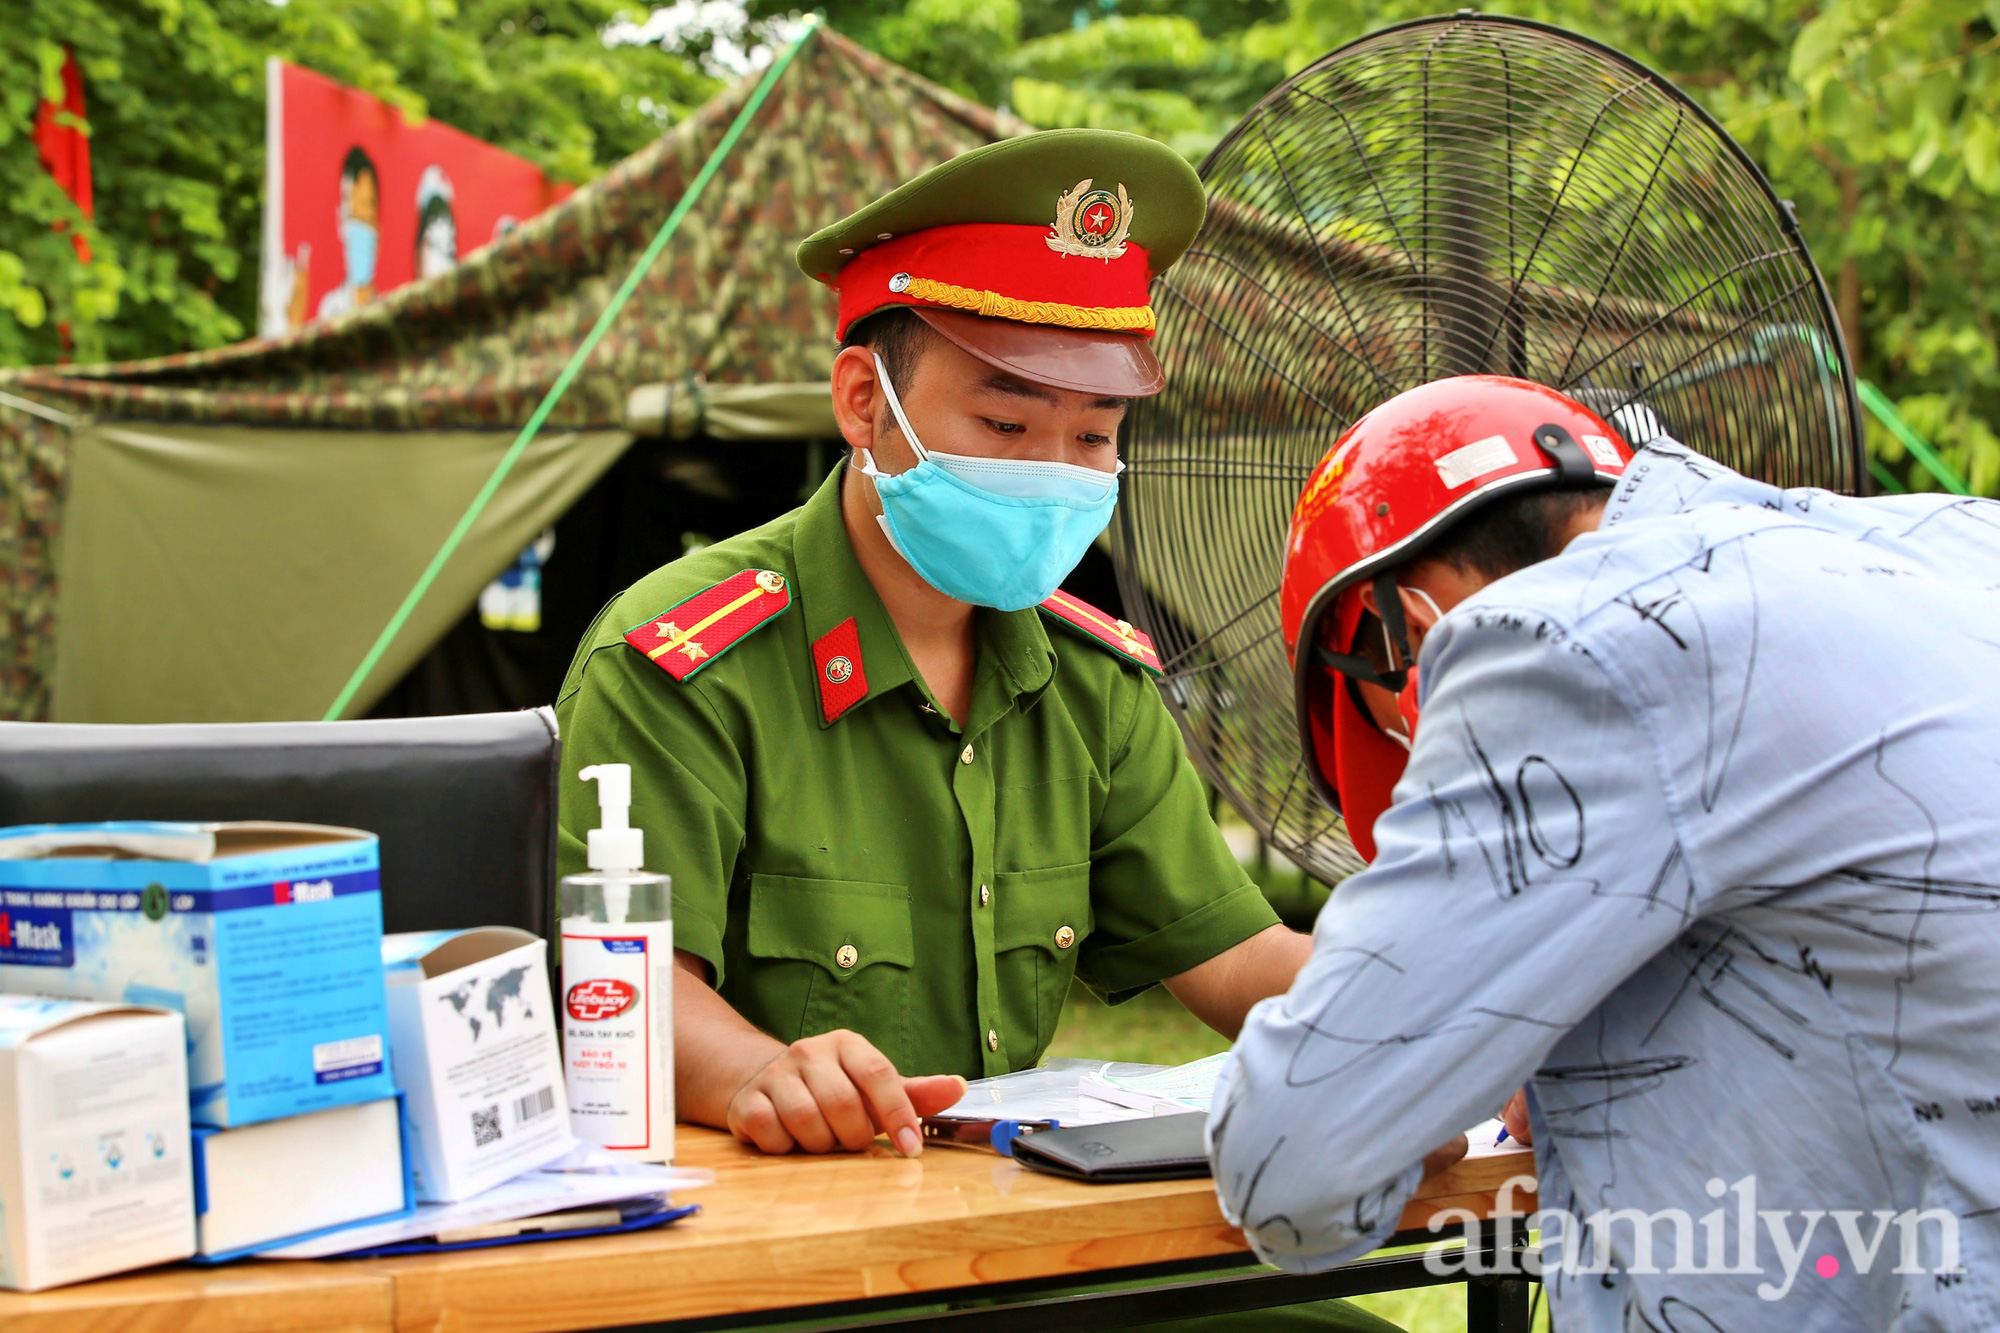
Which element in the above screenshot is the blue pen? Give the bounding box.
[1494,1125,1511,1146]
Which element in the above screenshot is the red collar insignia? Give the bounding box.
[1037,591,1162,675]
[812,617,869,723]
[623,568,793,682]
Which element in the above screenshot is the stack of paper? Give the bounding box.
[1083,1053,1228,1113]
[938,1055,1228,1128]
[943,1056,1536,1162]
[259,1144,711,1258]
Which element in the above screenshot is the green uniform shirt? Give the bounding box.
[554,465,1277,1080]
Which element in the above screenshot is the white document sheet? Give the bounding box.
[258,1143,712,1258]
[1089,1051,1229,1112]
[939,1056,1223,1127]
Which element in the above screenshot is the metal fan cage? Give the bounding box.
[1114,12,1863,884]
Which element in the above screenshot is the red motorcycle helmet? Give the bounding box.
[1280,376,1634,861]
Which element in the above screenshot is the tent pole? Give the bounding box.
[321,14,824,721]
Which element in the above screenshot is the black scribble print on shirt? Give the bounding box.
[1613,587,1690,650]
[1589,844,1699,928]
[1637,1296,1731,1333]
[1874,732,1953,1074]
[1279,945,1567,1089]
[1444,724,1598,901]
[1615,543,1759,813]
[1897,497,2000,540]
[1537,1055,1697,1143]
[1684,544,1758,812]
[1646,925,1811,1060]
[1519,756,1586,868]
[1235,1131,1286,1232]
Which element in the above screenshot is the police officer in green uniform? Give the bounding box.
[556,130,1435,1331]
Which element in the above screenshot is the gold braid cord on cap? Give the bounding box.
[900,276,1156,333]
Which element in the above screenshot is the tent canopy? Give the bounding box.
[0,29,1025,723]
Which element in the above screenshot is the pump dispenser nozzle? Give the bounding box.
[580,764,645,875]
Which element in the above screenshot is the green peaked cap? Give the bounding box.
[796,128,1206,285]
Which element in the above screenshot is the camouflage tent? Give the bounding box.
[0,28,1026,723]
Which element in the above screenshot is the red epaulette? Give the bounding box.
[1037,590,1163,676]
[623,568,793,682]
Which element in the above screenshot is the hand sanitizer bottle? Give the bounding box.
[560,764,674,1162]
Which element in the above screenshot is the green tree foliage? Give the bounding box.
[790,0,2000,494]
[2,0,716,368]
[778,0,1287,156]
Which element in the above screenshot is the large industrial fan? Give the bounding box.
[1115,12,1865,882]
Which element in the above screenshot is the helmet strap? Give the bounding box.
[1373,570,1415,681]
[1313,570,1414,693]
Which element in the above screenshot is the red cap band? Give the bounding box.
[833,224,1155,340]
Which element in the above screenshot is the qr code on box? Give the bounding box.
[472,1104,502,1147]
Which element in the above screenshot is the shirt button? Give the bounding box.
[979,884,990,907]
[987,1029,999,1052]
[960,744,975,765]
[1054,925,1075,950]
[835,944,858,970]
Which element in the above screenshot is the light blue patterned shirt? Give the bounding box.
[1211,440,2000,1329]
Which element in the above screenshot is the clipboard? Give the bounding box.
[327,1199,699,1257]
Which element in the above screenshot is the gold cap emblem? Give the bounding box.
[1046,179,1133,261]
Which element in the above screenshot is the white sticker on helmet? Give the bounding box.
[1435,434,1519,489]
[1582,433,1622,467]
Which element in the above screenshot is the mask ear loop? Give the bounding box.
[858,353,929,475]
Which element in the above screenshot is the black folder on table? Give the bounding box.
[1011,1112,1211,1183]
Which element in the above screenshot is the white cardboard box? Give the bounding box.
[0,996,195,1290]
[192,1093,411,1258]
[382,927,573,1202]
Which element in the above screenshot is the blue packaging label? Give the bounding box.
[0,848,394,1128]
[0,903,74,966]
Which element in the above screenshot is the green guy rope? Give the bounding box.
[323,14,822,720]
[1858,378,1971,497]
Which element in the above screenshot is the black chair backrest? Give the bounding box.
[0,710,561,941]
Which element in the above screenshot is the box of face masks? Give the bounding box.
[382,926,573,1203]
[0,996,195,1290]
[0,822,396,1129]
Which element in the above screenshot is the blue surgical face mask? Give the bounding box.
[854,353,1123,611]
[341,217,378,289]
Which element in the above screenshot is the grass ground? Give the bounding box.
[1048,984,1547,1333]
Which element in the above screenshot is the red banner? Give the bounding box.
[259,59,571,336]
[34,49,93,264]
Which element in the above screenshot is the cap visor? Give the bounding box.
[911,307,1165,398]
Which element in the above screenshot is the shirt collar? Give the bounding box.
[1601,436,1784,530]
[791,462,1055,728]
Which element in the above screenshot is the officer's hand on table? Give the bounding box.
[1500,1088,1533,1146]
[673,951,967,1156]
[728,1029,967,1157]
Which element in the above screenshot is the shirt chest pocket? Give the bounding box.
[992,862,1091,1063]
[747,874,914,1061]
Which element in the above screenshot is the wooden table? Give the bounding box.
[0,1127,1539,1333]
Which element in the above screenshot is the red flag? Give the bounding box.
[34,49,93,262]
